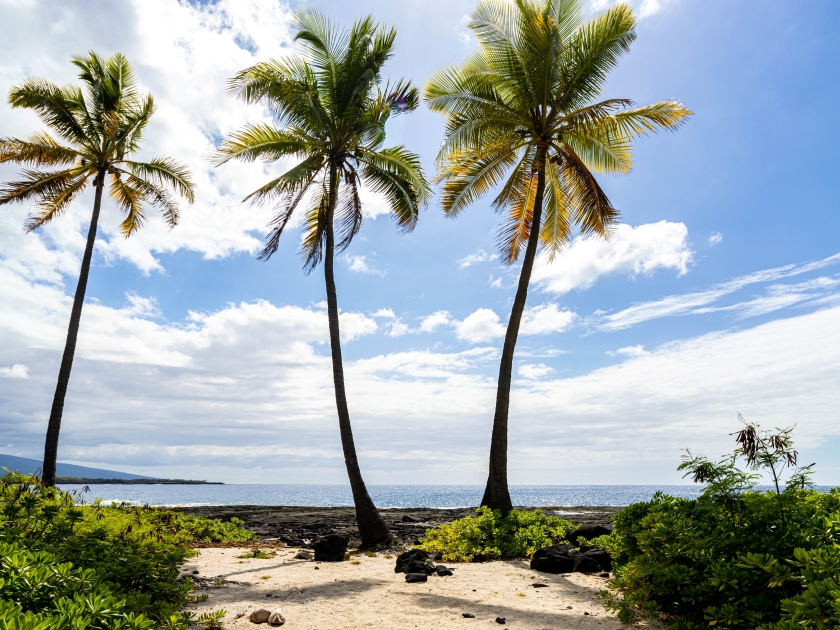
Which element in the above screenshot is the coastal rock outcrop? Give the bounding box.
[312,534,348,562]
[530,544,612,574]
[395,549,436,575]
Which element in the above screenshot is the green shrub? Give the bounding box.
[599,419,840,630]
[418,506,574,562]
[0,472,254,629]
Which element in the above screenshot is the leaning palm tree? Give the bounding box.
[0,52,195,487]
[425,0,691,513]
[215,10,430,546]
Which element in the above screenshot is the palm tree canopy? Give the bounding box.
[215,8,431,270]
[0,51,195,235]
[424,0,692,263]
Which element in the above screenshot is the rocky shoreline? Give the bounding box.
[175,505,621,547]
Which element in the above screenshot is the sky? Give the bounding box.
[1,0,839,486]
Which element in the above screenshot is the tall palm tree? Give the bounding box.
[215,9,430,547]
[0,52,195,487]
[424,0,691,513]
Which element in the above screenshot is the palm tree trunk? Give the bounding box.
[42,172,105,487]
[323,162,392,547]
[481,147,548,514]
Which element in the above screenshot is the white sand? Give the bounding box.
[183,547,661,629]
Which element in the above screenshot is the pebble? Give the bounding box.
[268,610,285,626]
[249,609,271,623]
[462,613,475,618]
[495,617,506,624]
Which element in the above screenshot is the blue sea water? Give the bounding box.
[49,483,792,508]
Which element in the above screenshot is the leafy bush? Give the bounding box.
[599,419,840,630]
[0,472,255,628]
[419,506,574,562]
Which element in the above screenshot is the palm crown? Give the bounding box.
[0,51,194,234]
[425,0,692,263]
[215,9,430,269]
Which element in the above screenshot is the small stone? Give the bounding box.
[192,570,199,574]
[566,606,572,610]
[436,565,453,577]
[584,612,590,616]
[599,571,610,578]
[405,572,428,583]
[462,613,475,618]
[314,566,319,570]
[249,609,272,623]
[267,609,285,626]
[495,617,506,624]
[532,583,548,588]
[294,551,313,560]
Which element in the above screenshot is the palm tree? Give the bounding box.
[0,52,195,487]
[424,0,691,513]
[215,9,430,547]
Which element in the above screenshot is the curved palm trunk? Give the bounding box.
[481,148,548,515]
[324,164,392,547]
[42,173,105,487]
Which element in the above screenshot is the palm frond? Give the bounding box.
[359,146,428,232]
[0,133,79,167]
[299,180,330,273]
[108,173,146,236]
[243,155,323,207]
[8,79,91,148]
[496,167,539,265]
[436,145,522,218]
[122,158,195,203]
[557,144,618,237]
[212,124,312,166]
[539,157,572,259]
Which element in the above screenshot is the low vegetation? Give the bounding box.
[0,472,255,629]
[419,506,574,562]
[599,419,839,630]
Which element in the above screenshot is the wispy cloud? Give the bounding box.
[707,232,723,247]
[457,249,496,269]
[0,365,29,379]
[595,252,840,331]
[344,254,386,276]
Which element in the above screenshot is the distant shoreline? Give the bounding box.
[55,477,222,485]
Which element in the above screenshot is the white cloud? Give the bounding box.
[708,232,724,247]
[532,221,693,295]
[372,309,395,319]
[597,253,840,331]
[344,254,386,276]
[455,308,506,343]
[589,0,675,19]
[0,365,28,379]
[0,0,298,275]
[387,320,410,338]
[609,345,649,357]
[457,249,496,268]
[419,311,453,333]
[520,304,577,335]
[518,363,553,379]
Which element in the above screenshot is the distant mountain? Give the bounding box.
[0,454,150,480]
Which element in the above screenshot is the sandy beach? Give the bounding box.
[182,546,653,630]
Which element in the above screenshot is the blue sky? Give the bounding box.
[1,0,839,485]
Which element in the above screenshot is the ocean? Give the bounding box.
[51,483,782,508]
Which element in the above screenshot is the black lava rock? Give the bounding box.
[572,555,602,574]
[405,572,428,583]
[462,613,475,618]
[472,553,488,563]
[395,549,436,575]
[566,524,612,547]
[401,515,417,522]
[530,546,575,574]
[312,533,348,562]
[581,549,612,571]
[436,565,453,577]
[495,617,506,624]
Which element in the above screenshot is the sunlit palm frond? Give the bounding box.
[299,181,330,272]
[556,4,636,111]
[212,124,312,166]
[334,169,364,250]
[5,169,90,231]
[496,167,540,264]
[556,144,618,238]
[539,158,572,259]
[0,133,80,167]
[243,155,323,208]
[359,146,428,232]
[437,146,522,218]
[108,172,146,236]
[7,79,91,148]
[122,158,195,203]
